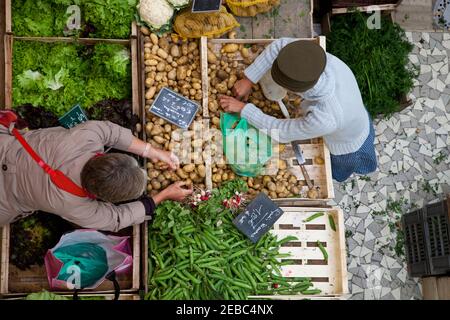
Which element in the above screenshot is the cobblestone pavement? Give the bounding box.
[334,31,450,300]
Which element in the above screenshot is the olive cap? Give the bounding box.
[271,40,327,92]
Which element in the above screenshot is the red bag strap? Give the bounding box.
[5,119,91,198]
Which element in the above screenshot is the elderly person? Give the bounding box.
[219,38,377,182]
[0,118,192,231]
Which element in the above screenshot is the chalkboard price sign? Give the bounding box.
[149,87,199,130]
[192,0,222,12]
[233,193,284,243]
[58,104,88,129]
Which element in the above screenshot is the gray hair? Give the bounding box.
[81,153,147,203]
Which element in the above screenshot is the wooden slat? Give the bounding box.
[4,34,12,110]
[5,0,11,33]
[200,36,209,118]
[13,36,130,45]
[0,225,10,294]
[274,0,313,38]
[131,22,140,118]
[0,0,5,108]
[331,3,397,14]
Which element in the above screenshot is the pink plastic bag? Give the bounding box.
[45,230,133,296]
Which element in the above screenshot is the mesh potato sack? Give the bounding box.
[226,0,280,17]
[138,0,174,31]
[174,6,240,38]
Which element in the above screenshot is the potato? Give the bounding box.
[222,44,239,53]
[156,62,166,72]
[145,59,159,66]
[176,168,188,179]
[164,124,172,133]
[177,56,188,65]
[197,165,206,178]
[267,182,276,192]
[314,156,324,165]
[207,49,217,64]
[170,45,180,57]
[307,189,318,199]
[216,82,228,94]
[168,69,177,80]
[241,47,250,58]
[157,48,168,59]
[269,191,278,199]
[183,164,195,173]
[212,117,220,126]
[153,136,165,144]
[189,172,198,181]
[181,43,189,56]
[278,159,287,170]
[159,38,170,51]
[177,66,187,81]
[216,70,228,81]
[192,83,201,90]
[145,78,155,88]
[227,74,237,89]
[276,185,286,194]
[212,174,222,183]
[150,33,159,45]
[151,180,161,190]
[188,42,197,53]
[146,87,157,100]
[150,125,163,136]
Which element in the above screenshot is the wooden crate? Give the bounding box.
[331,1,402,14]
[0,23,142,298]
[0,224,140,298]
[203,37,334,202]
[249,207,348,299]
[422,276,450,300]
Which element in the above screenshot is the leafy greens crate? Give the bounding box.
[203,37,334,203]
[0,23,143,298]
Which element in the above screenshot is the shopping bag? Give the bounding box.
[220,112,272,177]
[45,230,133,300]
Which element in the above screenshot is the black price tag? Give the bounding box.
[58,104,88,129]
[233,193,284,243]
[192,0,222,13]
[149,87,199,130]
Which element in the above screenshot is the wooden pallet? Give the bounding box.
[249,207,348,299]
[0,23,142,298]
[203,37,334,202]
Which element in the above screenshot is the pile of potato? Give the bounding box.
[207,36,318,199]
[141,27,207,195]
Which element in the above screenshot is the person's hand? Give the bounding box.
[233,77,253,101]
[148,147,179,170]
[219,95,246,113]
[159,181,193,202]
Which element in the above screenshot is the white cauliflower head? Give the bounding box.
[167,0,190,8]
[138,0,174,29]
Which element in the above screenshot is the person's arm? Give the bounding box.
[57,182,193,232]
[241,103,337,142]
[244,38,298,84]
[72,120,179,169]
[219,96,337,143]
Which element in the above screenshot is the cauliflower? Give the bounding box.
[167,0,190,9]
[138,0,174,30]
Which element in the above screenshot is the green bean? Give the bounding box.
[303,212,324,222]
[328,214,337,231]
[301,289,322,295]
[317,240,328,262]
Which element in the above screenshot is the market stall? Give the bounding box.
[1,0,349,300]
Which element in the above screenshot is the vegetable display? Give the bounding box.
[146,180,321,300]
[10,212,74,270]
[13,41,131,116]
[327,11,416,117]
[142,31,207,194]
[138,0,174,32]
[12,0,137,39]
[207,38,321,199]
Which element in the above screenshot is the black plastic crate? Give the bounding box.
[424,201,450,276]
[403,199,450,277]
[403,208,429,277]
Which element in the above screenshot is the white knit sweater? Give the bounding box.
[241,38,370,156]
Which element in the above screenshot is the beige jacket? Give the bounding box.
[0,121,145,231]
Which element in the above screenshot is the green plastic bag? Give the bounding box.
[54,243,109,289]
[220,112,272,177]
